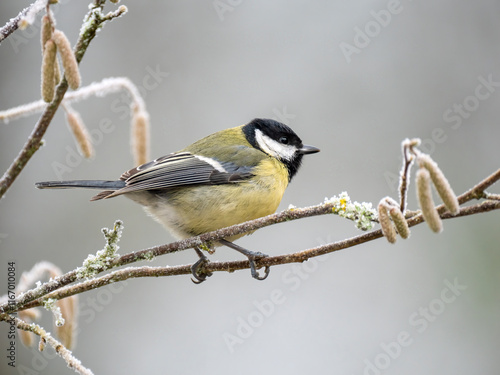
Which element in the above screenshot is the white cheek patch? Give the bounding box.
[194,155,227,172]
[255,129,296,161]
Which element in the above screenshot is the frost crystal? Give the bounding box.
[324,192,377,231]
[43,298,65,327]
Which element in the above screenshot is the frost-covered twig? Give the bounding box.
[77,220,123,279]
[0,77,146,123]
[0,314,93,375]
[0,0,48,44]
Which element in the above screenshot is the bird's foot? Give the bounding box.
[191,248,213,284]
[248,255,271,280]
[219,239,270,281]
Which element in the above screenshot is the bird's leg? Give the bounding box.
[219,239,270,280]
[191,247,213,284]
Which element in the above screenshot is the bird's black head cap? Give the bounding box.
[243,118,315,181]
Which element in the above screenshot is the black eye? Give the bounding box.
[279,136,289,144]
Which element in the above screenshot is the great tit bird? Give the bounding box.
[36,118,319,282]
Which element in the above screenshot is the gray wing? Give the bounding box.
[106,152,254,197]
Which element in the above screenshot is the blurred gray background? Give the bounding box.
[1,1,499,374]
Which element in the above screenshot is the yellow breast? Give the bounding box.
[143,157,290,239]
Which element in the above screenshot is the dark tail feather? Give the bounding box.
[35,180,126,201]
[35,180,125,190]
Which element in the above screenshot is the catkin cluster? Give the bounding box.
[378,197,410,244]
[415,154,460,233]
[23,7,148,165]
[39,11,150,164]
[379,139,460,243]
[41,15,80,103]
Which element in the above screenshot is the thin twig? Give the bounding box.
[0,77,146,123]
[0,313,94,375]
[399,139,421,213]
[0,0,48,45]
[484,192,500,201]
[458,168,500,202]
[0,81,68,199]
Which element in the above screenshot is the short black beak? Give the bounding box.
[298,144,320,155]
